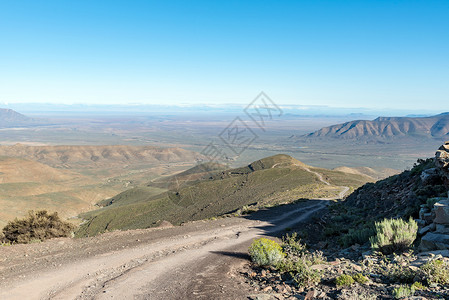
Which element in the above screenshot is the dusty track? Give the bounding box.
[0,200,328,300]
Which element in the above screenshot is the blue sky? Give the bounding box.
[0,1,448,110]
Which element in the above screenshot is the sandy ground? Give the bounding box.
[0,199,328,300]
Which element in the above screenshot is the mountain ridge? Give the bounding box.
[302,112,449,141]
[0,108,31,125]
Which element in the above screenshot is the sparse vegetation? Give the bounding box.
[370,217,418,254]
[411,281,425,291]
[352,273,369,284]
[248,238,285,267]
[2,210,74,244]
[341,226,375,248]
[336,274,355,287]
[420,258,449,285]
[392,284,415,299]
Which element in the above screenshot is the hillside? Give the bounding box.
[0,144,204,169]
[76,154,373,236]
[303,112,449,141]
[333,166,400,180]
[0,157,104,227]
[0,145,206,227]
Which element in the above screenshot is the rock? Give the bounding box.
[416,219,426,226]
[434,200,449,224]
[420,167,439,184]
[419,224,434,236]
[422,212,435,223]
[248,294,282,300]
[304,290,316,300]
[317,241,328,249]
[436,224,449,234]
[310,264,329,271]
[262,286,272,292]
[351,244,360,251]
[420,232,449,251]
[361,251,372,259]
[348,263,363,272]
[329,260,341,266]
[419,208,429,220]
[158,220,173,228]
[436,148,449,169]
[418,250,449,257]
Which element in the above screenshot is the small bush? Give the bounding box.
[2,210,74,244]
[420,259,449,285]
[291,262,321,287]
[336,274,354,287]
[282,233,307,256]
[392,285,415,299]
[275,234,323,288]
[341,226,375,248]
[370,217,418,254]
[411,281,425,291]
[352,273,369,284]
[248,238,284,267]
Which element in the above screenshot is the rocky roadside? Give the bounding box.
[235,143,449,300]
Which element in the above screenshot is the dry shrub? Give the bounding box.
[2,210,74,244]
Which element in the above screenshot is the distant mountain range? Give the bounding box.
[302,112,449,141]
[0,108,32,126]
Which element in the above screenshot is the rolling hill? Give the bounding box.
[76,154,374,237]
[0,145,206,227]
[0,144,205,169]
[303,112,449,141]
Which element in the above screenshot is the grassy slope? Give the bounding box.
[77,154,372,237]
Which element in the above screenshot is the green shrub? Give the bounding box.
[392,285,415,299]
[2,210,74,244]
[352,273,369,284]
[282,233,307,256]
[411,281,425,291]
[370,217,417,254]
[248,238,285,266]
[275,234,323,288]
[336,274,354,287]
[291,261,321,287]
[341,227,375,248]
[420,259,449,285]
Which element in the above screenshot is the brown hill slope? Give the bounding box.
[0,144,204,168]
[304,113,449,140]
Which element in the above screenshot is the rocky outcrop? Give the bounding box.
[418,143,449,252]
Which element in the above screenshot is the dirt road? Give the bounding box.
[0,200,327,300]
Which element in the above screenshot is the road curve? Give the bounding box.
[0,200,327,300]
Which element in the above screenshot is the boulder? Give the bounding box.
[422,212,435,224]
[436,149,449,169]
[434,200,449,224]
[420,167,440,184]
[419,224,435,236]
[418,250,449,257]
[420,232,449,251]
[435,224,449,234]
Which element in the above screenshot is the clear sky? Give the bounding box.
[0,0,448,110]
